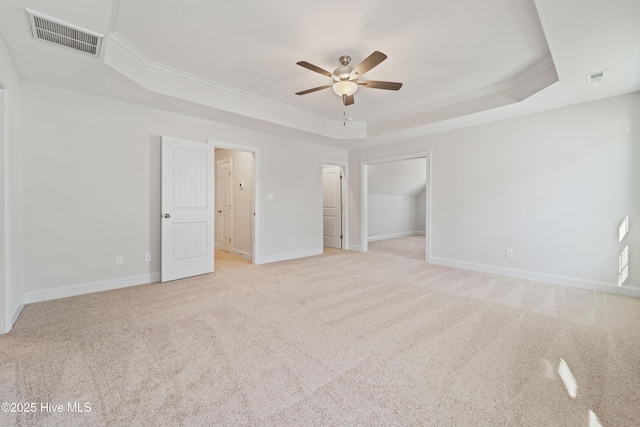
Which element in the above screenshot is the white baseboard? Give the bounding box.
[348,244,362,251]
[25,272,161,304]
[232,248,253,261]
[12,295,25,325]
[429,256,640,298]
[368,230,424,242]
[256,248,323,265]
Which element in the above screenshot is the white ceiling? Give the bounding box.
[0,0,638,150]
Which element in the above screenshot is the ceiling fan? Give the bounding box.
[295,51,403,106]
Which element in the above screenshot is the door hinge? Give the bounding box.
[340,235,343,239]
[340,175,343,180]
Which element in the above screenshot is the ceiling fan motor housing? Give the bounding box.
[334,66,355,81]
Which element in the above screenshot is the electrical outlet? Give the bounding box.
[115,255,124,265]
[505,249,513,258]
[145,252,152,262]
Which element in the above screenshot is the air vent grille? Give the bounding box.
[26,9,103,57]
[586,70,607,84]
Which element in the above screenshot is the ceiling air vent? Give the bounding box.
[26,9,103,57]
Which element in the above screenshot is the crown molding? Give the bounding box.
[369,55,557,127]
[104,32,368,139]
[365,57,558,139]
[103,32,556,142]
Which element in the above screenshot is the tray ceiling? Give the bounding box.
[0,0,638,149]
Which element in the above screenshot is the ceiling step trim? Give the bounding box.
[104,32,367,138]
[368,56,557,127]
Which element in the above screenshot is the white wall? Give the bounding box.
[367,159,426,195]
[368,194,417,240]
[350,93,640,295]
[8,72,640,320]
[214,148,253,257]
[366,158,427,241]
[0,33,24,333]
[22,81,346,300]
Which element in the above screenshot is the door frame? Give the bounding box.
[0,76,10,333]
[321,160,348,250]
[207,138,259,264]
[361,152,432,262]
[216,157,233,252]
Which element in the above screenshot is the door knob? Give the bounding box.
[218,210,222,213]
[164,213,171,218]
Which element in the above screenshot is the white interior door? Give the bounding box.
[161,135,214,282]
[323,165,343,249]
[218,159,233,253]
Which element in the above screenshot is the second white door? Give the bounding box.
[218,159,233,252]
[323,165,343,249]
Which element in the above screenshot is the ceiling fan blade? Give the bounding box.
[342,94,354,106]
[295,85,332,95]
[350,51,387,77]
[297,61,336,78]
[358,80,403,90]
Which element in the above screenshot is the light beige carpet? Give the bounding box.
[368,234,426,261]
[1,243,639,426]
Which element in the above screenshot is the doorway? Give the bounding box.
[361,152,431,262]
[214,147,255,261]
[160,137,258,283]
[322,163,347,250]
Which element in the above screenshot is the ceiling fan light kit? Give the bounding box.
[332,80,358,96]
[296,51,403,108]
